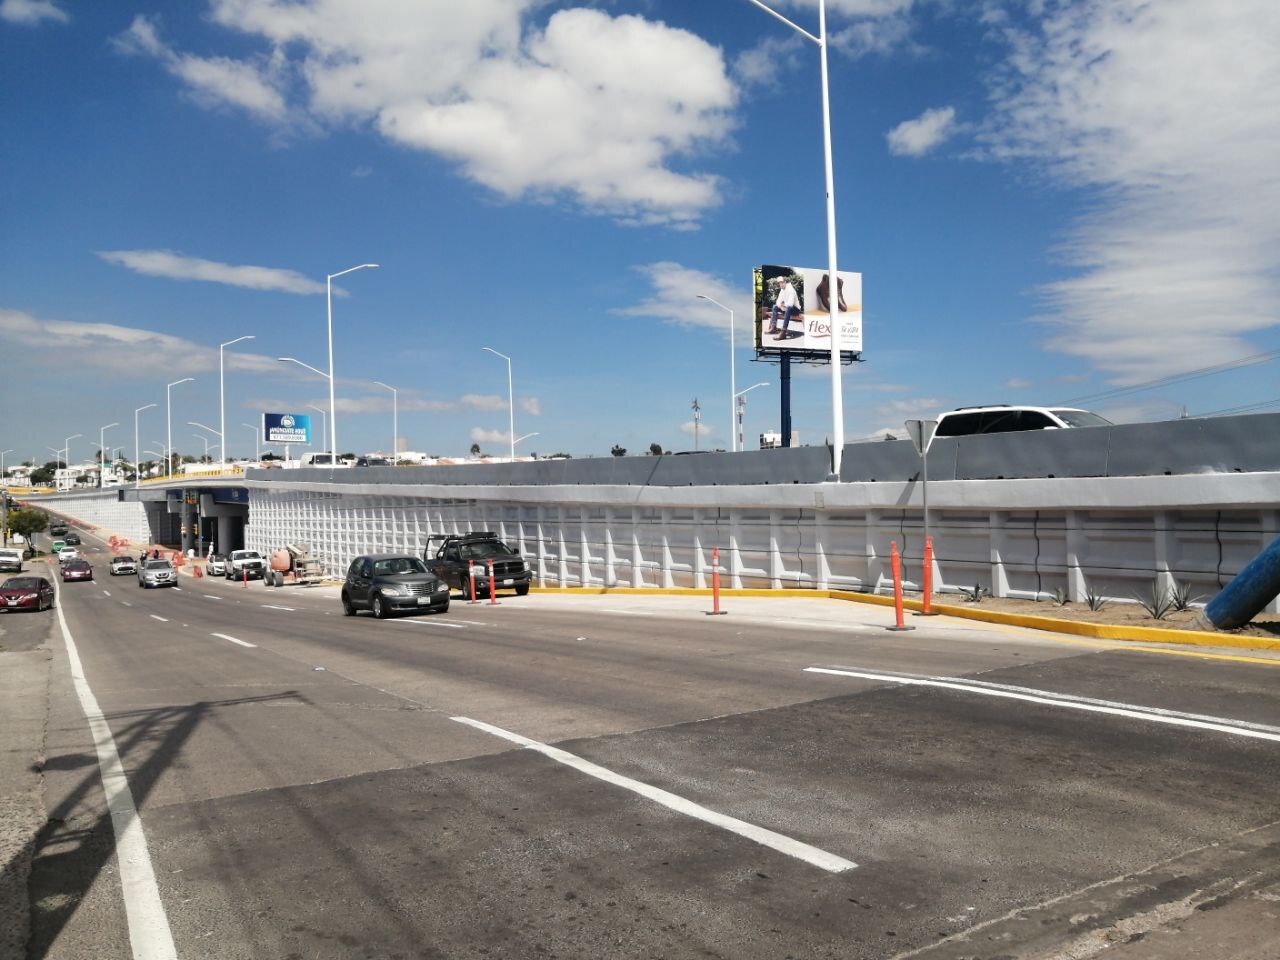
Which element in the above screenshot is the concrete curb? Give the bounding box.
[529,586,1280,653]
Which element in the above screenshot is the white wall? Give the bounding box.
[36,491,152,546]
[240,472,1280,611]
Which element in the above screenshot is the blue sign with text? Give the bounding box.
[262,412,312,445]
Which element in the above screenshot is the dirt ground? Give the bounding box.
[931,593,1280,639]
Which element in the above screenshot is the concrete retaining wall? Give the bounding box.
[241,471,1280,611]
[31,491,154,546]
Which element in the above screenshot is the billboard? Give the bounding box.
[262,412,312,445]
[753,264,862,358]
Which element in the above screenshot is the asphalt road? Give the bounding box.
[23,525,1280,960]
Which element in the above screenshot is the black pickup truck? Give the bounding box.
[425,532,532,598]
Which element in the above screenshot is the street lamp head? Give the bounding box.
[136,403,158,413]
[221,335,256,348]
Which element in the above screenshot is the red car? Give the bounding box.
[61,559,94,582]
[0,576,55,612]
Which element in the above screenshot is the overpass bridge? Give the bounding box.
[26,413,1280,610]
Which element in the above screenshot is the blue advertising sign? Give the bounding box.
[262,412,312,445]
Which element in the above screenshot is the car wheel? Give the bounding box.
[515,584,530,596]
[434,599,450,614]
[371,593,390,619]
[341,593,356,616]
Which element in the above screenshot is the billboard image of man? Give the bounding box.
[766,276,802,340]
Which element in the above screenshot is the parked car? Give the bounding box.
[426,531,532,597]
[138,559,177,588]
[341,554,450,618]
[933,405,1112,437]
[57,547,80,565]
[63,532,82,546]
[206,553,227,576]
[0,548,23,573]
[109,556,137,576]
[225,549,267,581]
[0,576,55,612]
[61,559,93,582]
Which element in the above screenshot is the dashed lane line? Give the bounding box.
[452,715,856,874]
[391,618,467,630]
[120,601,132,607]
[805,667,1280,743]
[260,604,296,612]
[212,632,257,648]
[149,615,169,623]
[203,595,223,600]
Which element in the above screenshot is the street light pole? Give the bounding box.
[306,405,327,455]
[0,450,11,483]
[98,423,119,487]
[372,381,398,460]
[135,403,157,489]
[734,382,769,452]
[696,294,737,452]
[326,263,379,460]
[481,347,515,461]
[741,0,845,479]
[219,335,255,469]
[166,378,194,478]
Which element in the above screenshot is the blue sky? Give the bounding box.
[2,0,1277,463]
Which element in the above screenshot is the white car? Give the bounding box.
[57,546,80,564]
[934,405,1111,437]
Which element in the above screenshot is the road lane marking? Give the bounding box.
[451,715,856,874]
[121,601,132,607]
[202,594,222,600]
[49,567,178,958]
[171,586,181,592]
[805,667,1280,743]
[212,633,256,648]
[392,618,466,630]
[444,618,489,626]
[102,590,111,597]
[260,604,296,612]
[149,615,169,622]
[597,609,654,617]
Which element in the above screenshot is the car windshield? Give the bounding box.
[372,557,428,576]
[145,561,172,570]
[1049,409,1112,428]
[66,560,89,568]
[232,551,261,560]
[3,577,39,590]
[460,541,515,560]
[210,554,225,561]
[112,557,131,564]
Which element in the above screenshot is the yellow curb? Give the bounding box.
[528,586,1280,653]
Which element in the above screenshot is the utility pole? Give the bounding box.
[692,397,702,452]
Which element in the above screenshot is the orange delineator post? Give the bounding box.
[487,558,498,605]
[707,546,727,616]
[918,535,938,616]
[467,560,478,604]
[887,540,914,632]
[243,568,248,588]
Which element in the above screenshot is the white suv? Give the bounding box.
[934,405,1111,437]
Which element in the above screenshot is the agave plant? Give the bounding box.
[1170,580,1203,611]
[1134,579,1175,620]
[960,582,989,603]
[1085,587,1107,612]
[1052,586,1069,606]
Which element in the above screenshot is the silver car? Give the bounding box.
[138,559,176,588]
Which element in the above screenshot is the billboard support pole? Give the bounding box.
[780,355,792,447]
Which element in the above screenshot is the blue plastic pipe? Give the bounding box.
[1200,533,1280,630]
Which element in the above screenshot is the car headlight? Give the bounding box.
[435,581,449,593]
[380,583,406,596]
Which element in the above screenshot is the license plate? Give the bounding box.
[6,600,16,607]
[417,597,431,605]
[502,579,514,586]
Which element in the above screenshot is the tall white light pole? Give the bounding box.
[372,381,398,459]
[742,0,846,478]
[481,347,515,461]
[241,423,261,461]
[278,357,330,453]
[98,423,119,487]
[326,263,379,459]
[219,335,254,469]
[188,421,220,466]
[166,378,194,478]
[135,403,157,488]
[696,294,737,452]
[306,405,327,454]
[735,382,769,452]
[63,434,82,476]
[192,434,215,461]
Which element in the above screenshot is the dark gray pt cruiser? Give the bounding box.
[341,554,451,619]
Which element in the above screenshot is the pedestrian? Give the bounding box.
[152,548,160,560]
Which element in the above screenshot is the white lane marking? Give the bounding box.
[451,715,856,874]
[203,595,223,600]
[50,567,178,958]
[121,601,132,607]
[102,590,111,598]
[260,604,296,612]
[445,618,489,626]
[597,609,654,617]
[149,615,169,622]
[392,618,466,630]
[171,587,182,592]
[805,667,1280,743]
[212,632,256,648]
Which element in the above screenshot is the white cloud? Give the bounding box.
[886,106,957,157]
[519,396,541,416]
[0,308,283,377]
[1004,377,1032,389]
[350,165,373,178]
[469,427,509,444]
[114,15,287,123]
[874,396,945,419]
[679,420,714,438]
[0,0,67,25]
[461,394,507,411]
[97,249,329,295]
[118,2,737,228]
[615,261,754,339]
[982,0,1280,383]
